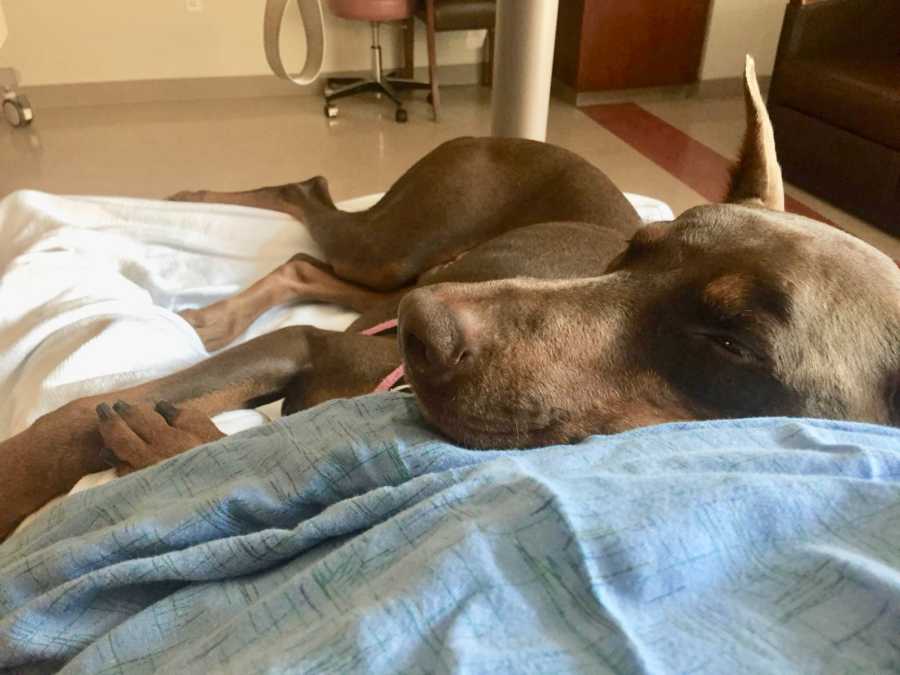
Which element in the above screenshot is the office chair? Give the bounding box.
[324,0,431,123]
[406,0,496,121]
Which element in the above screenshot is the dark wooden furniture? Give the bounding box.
[402,0,496,120]
[768,0,900,233]
[554,0,712,95]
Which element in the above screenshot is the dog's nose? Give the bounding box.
[399,287,480,381]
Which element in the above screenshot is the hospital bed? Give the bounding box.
[0,188,672,533]
[0,190,898,672]
[2,2,898,670]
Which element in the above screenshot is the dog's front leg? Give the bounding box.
[0,327,399,541]
[179,253,406,352]
[94,400,226,474]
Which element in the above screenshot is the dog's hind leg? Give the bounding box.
[168,176,337,219]
[170,178,424,290]
[180,253,408,352]
[168,137,639,291]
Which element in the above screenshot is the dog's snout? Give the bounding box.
[399,288,480,381]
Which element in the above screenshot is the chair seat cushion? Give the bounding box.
[774,57,900,151]
[416,0,496,31]
[328,0,416,22]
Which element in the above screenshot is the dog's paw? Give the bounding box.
[167,189,209,202]
[96,400,225,474]
[178,307,242,352]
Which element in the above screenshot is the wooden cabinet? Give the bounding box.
[554,0,713,93]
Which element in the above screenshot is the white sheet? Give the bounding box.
[0,191,381,440]
[1,189,673,532]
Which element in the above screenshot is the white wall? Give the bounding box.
[1,0,787,87]
[0,0,485,86]
[701,0,786,79]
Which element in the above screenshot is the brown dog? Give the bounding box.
[1,58,898,541]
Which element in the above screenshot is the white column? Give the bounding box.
[490,0,560,141]
[0,2,8,48]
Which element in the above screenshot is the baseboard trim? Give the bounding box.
[24,68,760,110]
[24,62,484,109]
[553,75,772,107]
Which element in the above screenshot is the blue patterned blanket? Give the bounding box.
[1,393,899,674]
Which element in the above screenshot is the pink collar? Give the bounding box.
[359,318,399,336]
[360,318,406,393]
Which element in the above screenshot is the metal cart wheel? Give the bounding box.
[3,94,33,127]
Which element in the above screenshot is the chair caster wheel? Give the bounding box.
[395,108,408,123]
[324,104,339,119]
[3,95,34,127]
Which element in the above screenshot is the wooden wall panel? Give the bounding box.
[554,0,712,92]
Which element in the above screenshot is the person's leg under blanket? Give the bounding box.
[1,392,899,674]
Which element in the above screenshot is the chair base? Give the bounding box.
[326,76,430,103]
[0,67,34,128]
[324,76,429,123]
[322,21,433,123]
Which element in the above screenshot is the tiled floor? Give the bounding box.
[2,85,897,258]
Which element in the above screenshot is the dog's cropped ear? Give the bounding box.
[726,56,785,211]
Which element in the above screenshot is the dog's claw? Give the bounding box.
[155,400,179,424]
[99,447,118,467]
[96,403,113,421]
[112,400,130,414]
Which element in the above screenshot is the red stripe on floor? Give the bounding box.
[582,102,834,225]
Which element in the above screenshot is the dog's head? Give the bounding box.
[398,58,900,449]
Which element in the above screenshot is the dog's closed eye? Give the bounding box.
[697,332,762,364]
